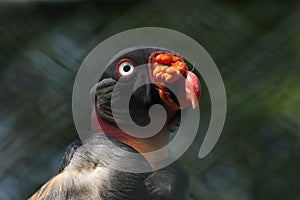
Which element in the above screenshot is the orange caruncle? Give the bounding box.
[151,53,188,83]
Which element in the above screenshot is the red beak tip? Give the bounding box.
[185,71,201,109]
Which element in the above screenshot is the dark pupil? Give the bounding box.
[123,65,131,72]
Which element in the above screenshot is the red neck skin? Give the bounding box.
[91,106,170,168]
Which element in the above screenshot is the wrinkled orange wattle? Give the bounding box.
[148,52,201,110]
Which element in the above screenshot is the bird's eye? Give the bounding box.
[116,59,136,77]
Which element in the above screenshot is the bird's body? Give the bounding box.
[29,47,200,200]
[30,134,189,200]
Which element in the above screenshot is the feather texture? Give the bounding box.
[29,134,189,200]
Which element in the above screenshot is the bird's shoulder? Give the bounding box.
[145,162,190,200]
[57,136,83,172]
[30,134,151,200]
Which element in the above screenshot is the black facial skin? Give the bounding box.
[95,47,182,133]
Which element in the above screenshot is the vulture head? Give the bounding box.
[92,47,201,165]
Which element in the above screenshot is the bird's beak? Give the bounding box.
[185,71,201,109]
[148,52,201,110]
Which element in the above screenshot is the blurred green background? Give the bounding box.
[0,0,299,199]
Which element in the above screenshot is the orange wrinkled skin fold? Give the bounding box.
[150,53,188,83]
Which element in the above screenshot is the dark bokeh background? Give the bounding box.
[0,0,299,199]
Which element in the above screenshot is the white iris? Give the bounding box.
[118,62,135,76]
